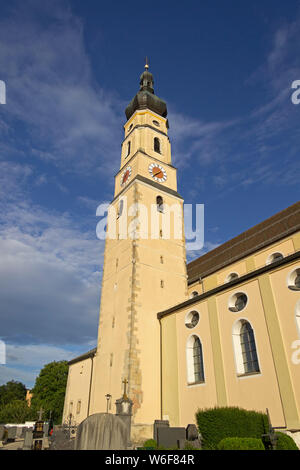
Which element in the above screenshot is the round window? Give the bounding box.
[287,268,300,291]
[185,311,200,329]
[228,293,248,312]
[152,120,160,127]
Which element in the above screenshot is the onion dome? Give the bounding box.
[125,60,167,120]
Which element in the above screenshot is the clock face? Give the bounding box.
[121,166,132,186]
[148,163,167,182]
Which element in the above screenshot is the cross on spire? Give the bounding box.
[122,377,128,400]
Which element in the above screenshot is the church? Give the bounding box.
[62,64,300,444]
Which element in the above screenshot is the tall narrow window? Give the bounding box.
[186,335,205,384]
[76,400,81,414]
[126,141,131,157]
[240,322,260,374]
[118,199,124,218]
[233,320,260,375]
[154,137,161,153]
[156,196,164,213]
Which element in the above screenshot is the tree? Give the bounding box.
[0,380,27,407]
[0,400,35,424]
[30,361,68,424]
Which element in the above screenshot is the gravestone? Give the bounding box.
[7,426,17,441]
[16,427,23,438]
[115,390,133,448]
[48,428,74,450]
[153,420,169,444]
[0,425,6,441]
[186,424,202,448]
[75,413,128,450]
[157,426,186,449]
[23,430,33,450]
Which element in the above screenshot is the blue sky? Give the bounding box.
[0,0,299,388]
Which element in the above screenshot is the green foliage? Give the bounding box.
[0,380,27,407]
[0,400,35,424]
[218,437,265,450]
[31,360,68,424]
[143,439,158,449]
[275,432,299,450]
[196,406,268,450]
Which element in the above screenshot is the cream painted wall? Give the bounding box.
[216,279,285,427]
[62,357,93,425]
[269,262,300,421]
[217,260,247,285]
[254,238,295,269]
[175,301,218,427]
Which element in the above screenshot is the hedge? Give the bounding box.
[196,407,269,449]
[275,432,298,450]
[142,439,158,449]
[218,437,265,450]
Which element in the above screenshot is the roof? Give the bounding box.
[187,200,300,284]
[68,348,97,366]
[158,250,300,319]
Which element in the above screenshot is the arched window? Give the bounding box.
[226,272,239,283]
[233,320,260,375]
[154,137,161,153]
[186,335,205,384]
[118,199,124,218]
[266,252,283,265]
[156,195,164,213]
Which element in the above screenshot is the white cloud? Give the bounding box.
[0,0,123,177]
[0,199,104,346]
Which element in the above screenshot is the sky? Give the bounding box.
[0,0,299,388]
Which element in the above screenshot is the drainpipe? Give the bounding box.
[87,355,94,418]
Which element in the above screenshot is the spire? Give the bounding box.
[125,60,167,120]
[139,57,154,94]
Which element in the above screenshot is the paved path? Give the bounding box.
[0,438,24,450]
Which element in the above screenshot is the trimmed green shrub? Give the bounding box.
[275,432,299,450]
[143,439,158,449]
[196,406,269,450]
[218,437,265,450]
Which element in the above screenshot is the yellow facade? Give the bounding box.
[63,66,300,445]
[163,234,300,431]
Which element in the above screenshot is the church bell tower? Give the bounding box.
[89,62,188,440]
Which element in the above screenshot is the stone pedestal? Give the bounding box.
[115,396,133,448]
